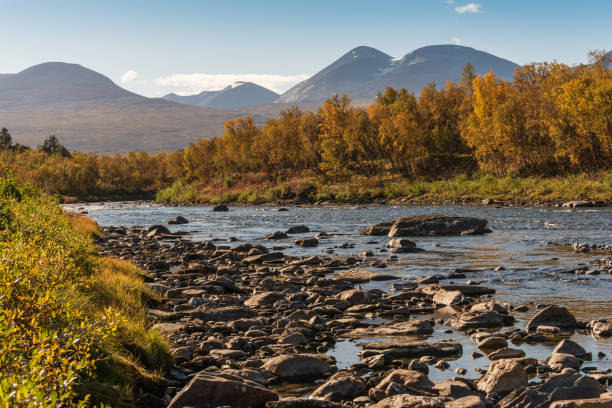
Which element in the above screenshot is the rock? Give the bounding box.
[591,320,612,337]
[470,300,510,315]
[295,238,319,247]
[370,395,449,408]
[212,204,229,211]
[262,354,333,380]
[550,395,612,407]
[477,359,528,395]
[244,252,285,263]
[418,284,495,297]
[334,269,398,283]
[167,371,278,408]
[482,198,498,206]
[147,224,171,236]
[383,215,490,237]
[265,231,288,240]
[477,336,508,350]
[447,311,504,330]
[488,347,526,360]
[279,332,308,345]
[338,289,372,305]
[370,369,434,401]
[345,320,433,338]
[553,339,588,359]
[168,215,189,224]
[386,238,422,253]
[311,371,367,402]
[266,399,343,408]
[359,340,463,360]
[146,283,169,296]
[244,291,285,308]
[548,353,582,371]
[433,290,465,306]
[359,221,395,236]
[286,225,310,234]
[526,305,577,332]
[448,395,487,408]
[562,200,594,208]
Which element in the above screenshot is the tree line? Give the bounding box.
[2,51,610,200]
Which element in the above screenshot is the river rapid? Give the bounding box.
[66,201,612,387]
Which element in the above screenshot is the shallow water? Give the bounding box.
[68,202,612,383]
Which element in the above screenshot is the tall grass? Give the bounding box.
[0,174,171,407]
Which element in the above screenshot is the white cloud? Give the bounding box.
[455,3,482,14]
[451,36,471,46]
[154,73,310,94]
[121,69,140,83]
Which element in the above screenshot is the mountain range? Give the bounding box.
[163,82,279,110]
[0,45,524,152]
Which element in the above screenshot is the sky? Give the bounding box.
[1,0,611,97]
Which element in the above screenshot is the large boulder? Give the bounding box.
[359,221,395,236]
[286,225,310,234]
[590,320,612,337]
[386,238,423,253]
[337,289,373,306]
[552,339,588,359]
[477,359,528,395]
[262,354,333,380]
[167,371,278,408]
[386,215,490,237]
[433,290,465,306]
[370,394,449,408]
[526,305,577,332]
[311,371,367,402]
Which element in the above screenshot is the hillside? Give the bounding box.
[0,62,246,152]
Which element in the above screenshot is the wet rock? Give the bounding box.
[386,238,423,253]
[261,354,333,380]
[383,215,490,237]
[360,340,463,361]
[265,231,288,240]
[477,359,528,395]
[286,225,310,234]
[244,252,285,263]
[147,224,171,236]
[488,347,526,360]
[167,371,278,408]
[477,336,508,350]
[553,339,588,359]
[168,216,189,225]
[311,371,367,402]
[337,289,373,306]
[447,311,504,330]
[590,320,612,337]
[470,300,510,315]
[562,200,595,208]
[295,238,319,247]
[359,221,395,236]
[345,320,433,338]
[212,204,229,211]
[334,269,398,283]
[526,305,577,332]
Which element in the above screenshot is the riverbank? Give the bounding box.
[0,176,171,407]
[155,173,612,207]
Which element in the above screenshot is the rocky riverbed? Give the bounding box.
[87,205,612,408]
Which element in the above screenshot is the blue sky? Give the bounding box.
[2,0,610,96]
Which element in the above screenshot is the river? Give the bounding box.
[66,201,612,385]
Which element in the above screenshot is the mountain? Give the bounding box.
[163,82,279,110]
[278,45,520,103]
[0,62,246,152]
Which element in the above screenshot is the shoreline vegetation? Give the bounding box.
[0,175,171,407]
[1,53,611,207]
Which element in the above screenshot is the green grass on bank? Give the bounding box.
[0,174,171,407]
[155,172,612,205]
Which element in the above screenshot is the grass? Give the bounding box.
[0,174,172,407]
[155,171,612,205]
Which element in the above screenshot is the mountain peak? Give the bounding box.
[163,81,279,110]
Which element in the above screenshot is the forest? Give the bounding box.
[1,52,611,203]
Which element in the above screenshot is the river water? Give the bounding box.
[67,202,612,384]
